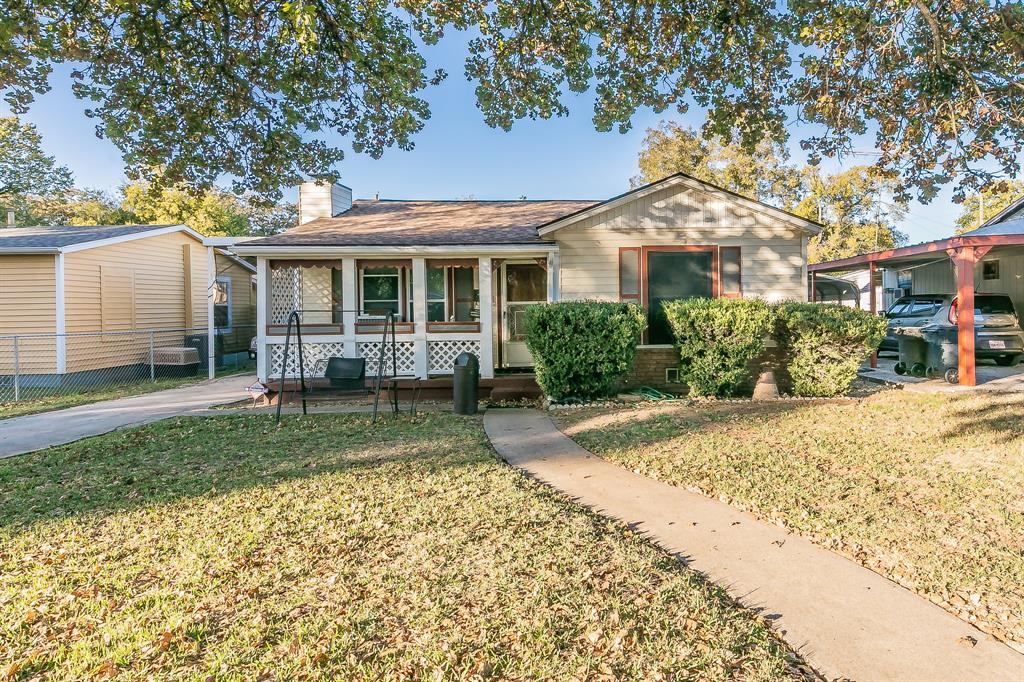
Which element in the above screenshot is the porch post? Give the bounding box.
[547,251,560,302]
[412,257,428,377]
[478,257,494,379]
[810,271,817,303]
[951,246,978,386]
[341,257,357,359]
[255,256,269,382]
[868,261,877,368]
[207,246,216,379]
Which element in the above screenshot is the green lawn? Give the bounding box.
[553,389,1024,649]
[0,363,254,420]
[0,413,810,680]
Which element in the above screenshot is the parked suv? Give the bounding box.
[882,293,1024,365]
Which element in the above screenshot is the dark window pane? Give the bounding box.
[721,247,741,294]
[427,301,446,322]
[983,260,1000,280]
[214,305,230,328]
[331,268,343,323]
[506,264,547,302]
[646,251,712,344]
[427,267,445,300]
[620,249,640,297]
[453,268,478,321]
[364,275,398,300]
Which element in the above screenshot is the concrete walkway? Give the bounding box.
[0,374,256,459]
[485,409,1024,682]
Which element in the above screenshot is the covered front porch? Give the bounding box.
[251,248,559,382]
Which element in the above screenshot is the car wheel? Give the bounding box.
[944,368,959,384]
[910,362,927,378]
[894,362,907,375]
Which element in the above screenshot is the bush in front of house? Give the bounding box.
[524,301,646,400]
[662,298,777,397]
[775,302,888,397]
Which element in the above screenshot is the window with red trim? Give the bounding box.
[619,247,641,302]
[720,247,741,297]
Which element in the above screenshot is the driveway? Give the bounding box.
[0,374,255,459]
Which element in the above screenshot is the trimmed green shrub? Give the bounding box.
[662,298,776,397]
[776,302,887,397]
[524,301,646,400]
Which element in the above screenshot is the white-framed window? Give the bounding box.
[214,276,233,333]
[360,267,403,320]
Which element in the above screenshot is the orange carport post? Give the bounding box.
[947,245,990,387]
[868,261,877,368]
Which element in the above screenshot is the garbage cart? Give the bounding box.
[892,327,928,377]
[920,324,960,384]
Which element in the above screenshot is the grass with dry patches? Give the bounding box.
[553,389,1024,647]
[0,413,810,680]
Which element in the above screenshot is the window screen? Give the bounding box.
[331,268,343,323]
[427,267,446,321]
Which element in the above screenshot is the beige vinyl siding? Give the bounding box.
[554,184,808,303]
[63,231,201,373]
[189,242,209,329]
[912,248,1024,317]
[0,255,57,373]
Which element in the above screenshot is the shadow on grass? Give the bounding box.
[934,392,1024,445]
[0,412,485,533]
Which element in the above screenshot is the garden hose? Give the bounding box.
[630,386,684,401]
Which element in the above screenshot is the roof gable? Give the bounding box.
[536,173,822,236]
[980,196,1024,228]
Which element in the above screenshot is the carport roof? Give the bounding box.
[809,233,1024,273]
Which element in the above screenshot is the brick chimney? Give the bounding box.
[298,181,353,224]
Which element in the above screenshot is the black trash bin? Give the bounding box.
[920,324,960,384]
[453,352,480,415]
[892,327,928,377]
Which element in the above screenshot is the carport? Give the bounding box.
[810,225,1024,387]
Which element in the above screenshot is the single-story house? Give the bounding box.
[809,197,1024,386]
[232,174,821,388]
[0,224,255,389]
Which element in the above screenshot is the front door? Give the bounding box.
[646,249,714,344]
[501,262,547,367]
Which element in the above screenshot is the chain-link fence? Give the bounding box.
[0,325,257,404]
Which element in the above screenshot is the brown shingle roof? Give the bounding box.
[0,224,182,250]
[245,199,599,247]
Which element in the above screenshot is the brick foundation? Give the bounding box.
[622,346,682,392]
[622,343,793,396]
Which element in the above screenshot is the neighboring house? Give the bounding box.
[809,196,1024,386]
[233,174,820,389]
[0,224,255,387]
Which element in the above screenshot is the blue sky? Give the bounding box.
[5,36,964,245]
